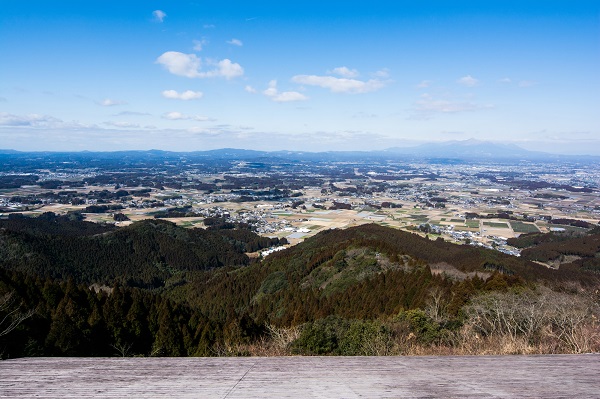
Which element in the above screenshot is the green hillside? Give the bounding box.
[183,224,598,326]
[0,215,283,288]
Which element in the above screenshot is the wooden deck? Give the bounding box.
[1,355,598,398]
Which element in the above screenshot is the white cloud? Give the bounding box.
[272,91,308,102]
[185,124,246,136]
[499,77,512,84]
[330,66,359,78]
[162,112,212,121]
[104,121,141,128]
[245,85,257,93]
[263,80,278,97]
[227,38,243,46]
[212,59,244,79]
[0,113,102,132]
[0,112,60,127]
[263,80,308,102]
[97,98,126,107]
[457,75,479,87]
[417,80,433,88]
[156,52,202,78]
[162,111,186,120]
[152,10,166,23]
[161,90,203,100]
[291,75,385,94]
[156,52,243,79]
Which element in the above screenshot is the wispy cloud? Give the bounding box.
[163,112,187,120]
[290,130,388,145]
[162,111,214,121]
[156,51,243,79]
[352,112,377,119]
[245,85,257,94]
[0,112,102,132]
[152,10,166,23]
[373,68,390,78]
[329,66,359,78]
[227,38,243,46]
[0,117,403,152]
[411,93,493,119]
[193,38,208,51]
[161,90,203,100]
[518,130,600,155]
[115,111,151,116]
[0,112,61,127]
[97,98,126,107]
[292,75,386,94]
[103,121,142,128]
[457,75,479,87]
[416,80,433,88]
[263,80,308,102]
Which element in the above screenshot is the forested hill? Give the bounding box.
[508,228,600,273]
[0,216,284,288]
[1,218,599,358]
[182,223,599,326]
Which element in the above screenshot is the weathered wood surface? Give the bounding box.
[1,355,598,398]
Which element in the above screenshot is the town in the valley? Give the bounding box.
[1,150,599,260]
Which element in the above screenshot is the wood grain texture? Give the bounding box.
[1,355,598,398]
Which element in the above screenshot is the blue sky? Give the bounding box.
[1,1,599,154]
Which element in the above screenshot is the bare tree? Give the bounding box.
[425,286,447,323]
[463,287,600,354]
[266,323,300,351]
[544,291,599,353]
[111,341,134,357]
[0,292,34,338]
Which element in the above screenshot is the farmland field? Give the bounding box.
[483,221,510,228]
[510,221,540,233]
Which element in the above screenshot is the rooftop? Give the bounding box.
[1,355,598,398]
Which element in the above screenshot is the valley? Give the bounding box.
[2,149,598,261]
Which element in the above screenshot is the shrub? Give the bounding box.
[291,316,349,355]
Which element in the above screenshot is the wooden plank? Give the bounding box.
[0,355,598,398]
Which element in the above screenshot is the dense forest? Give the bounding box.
[508,228,600,273]
[1,216,599,358]
[0,213,284,288]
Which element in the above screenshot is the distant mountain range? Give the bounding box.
[1,139,597,161]
[384,139,548,159]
